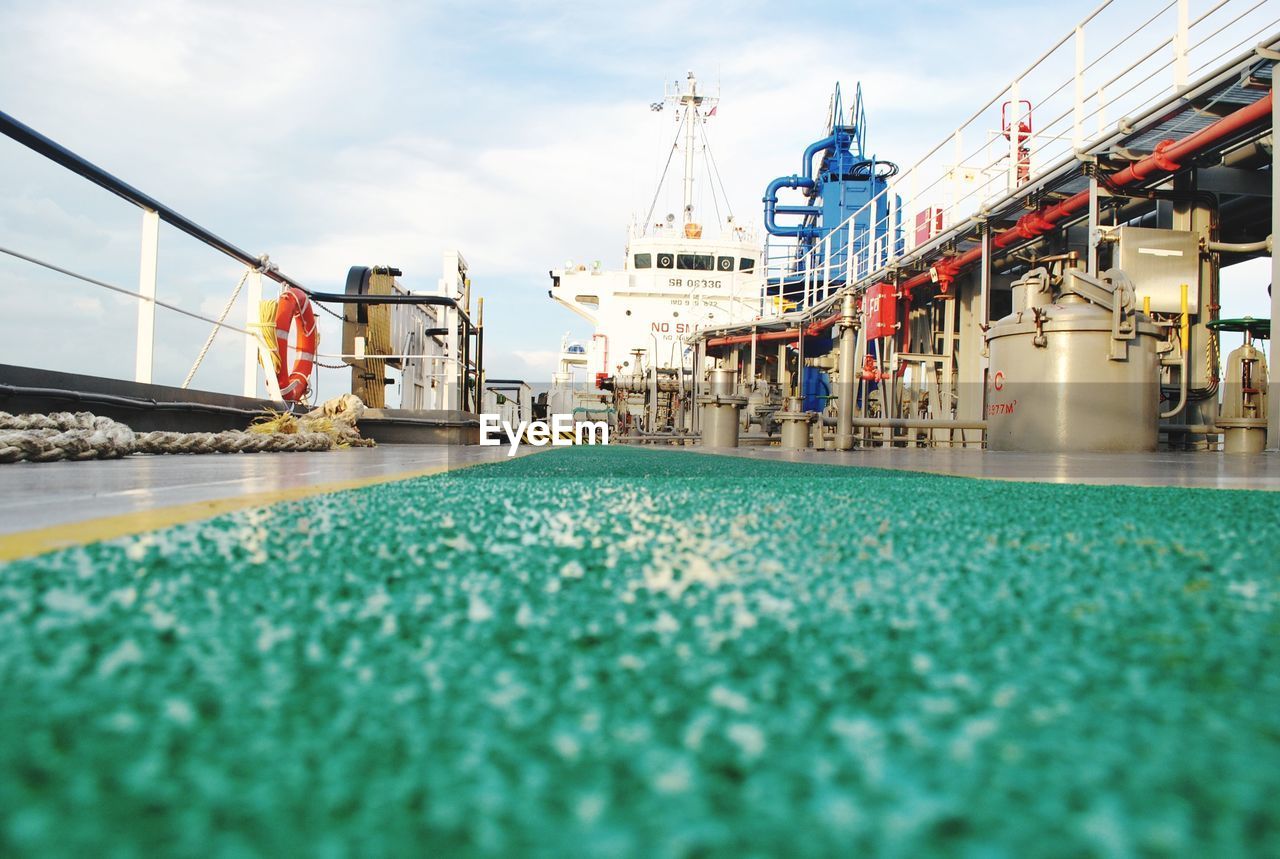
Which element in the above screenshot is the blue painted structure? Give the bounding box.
[801,365,831,413]
[763,84,900,304]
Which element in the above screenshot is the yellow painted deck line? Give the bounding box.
[0,458,492,564]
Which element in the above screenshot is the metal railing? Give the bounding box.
[0,109,477,408]
[761,0,1279,316]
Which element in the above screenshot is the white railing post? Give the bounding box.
[243,269,262,397]
[811,244,817,303]
[908,169,918,253]
[950,131,963,229]
[856,218,865,281]
[870,193,880,273]
[1007,80,1021,193]
[135,209,159,384]
[798,247,808,307]
[1097,84,1106,138]
[1073,26,1085,149]
[823,234,832,299]
[888,182,899,265]
[846,212,856,284]
[1173,0,1189,91]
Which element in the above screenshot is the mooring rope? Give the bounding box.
[181,267,254,390]
[0,394,374,464]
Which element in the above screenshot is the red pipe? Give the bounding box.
[807,311,841,334]
[900,92,1273,294]
[1109,91,1273,186]
[710,93,1272,348]
[704,309,844,349]
[706,328,800,348]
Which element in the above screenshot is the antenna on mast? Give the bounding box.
[641,71,726,234]
[681,71,698,224]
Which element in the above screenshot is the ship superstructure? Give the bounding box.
[547,72,764,434]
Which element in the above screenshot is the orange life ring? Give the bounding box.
[273,287,317,402]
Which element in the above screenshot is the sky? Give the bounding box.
[0,0,1273,398]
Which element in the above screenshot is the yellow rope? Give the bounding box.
[361,271,394,409]
[248,394,374,448]
[256,294,323,378]
[255,298,281,375]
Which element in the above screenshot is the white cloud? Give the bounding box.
[510,349,561,379]
[70,296,104,315]
[2,0,1213,388]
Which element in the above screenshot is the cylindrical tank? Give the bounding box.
[699,398,747,447]
[984,295,1161,452]
[775,397,812,450]
[708,367,736,397]
[698,368,747,447]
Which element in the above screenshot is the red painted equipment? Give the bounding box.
[860,353,886,381]
[1001,100,1033,186]
[863,282,898,340]
[592,333,609,387]
[915,208,944,245]
[899,93,1273,296]
[706,93,1272,352]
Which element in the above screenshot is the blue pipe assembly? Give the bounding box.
[762,83,900,304]
[763,175,818,238]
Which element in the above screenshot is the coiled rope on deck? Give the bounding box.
[0,394,374,464]
[0,412,138,462]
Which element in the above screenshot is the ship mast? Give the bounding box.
[681,72,699,225]
[642,71,725,235]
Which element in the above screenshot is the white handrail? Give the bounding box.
[761,0,1275,321]
[0,243,257,339]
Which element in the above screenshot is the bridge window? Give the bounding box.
[677,253,713,270]
[739,257,756,272]
[634,253,652,269]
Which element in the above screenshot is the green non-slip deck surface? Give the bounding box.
[1,448,1278,858]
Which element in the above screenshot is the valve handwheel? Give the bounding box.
[1207,317,1270,340]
